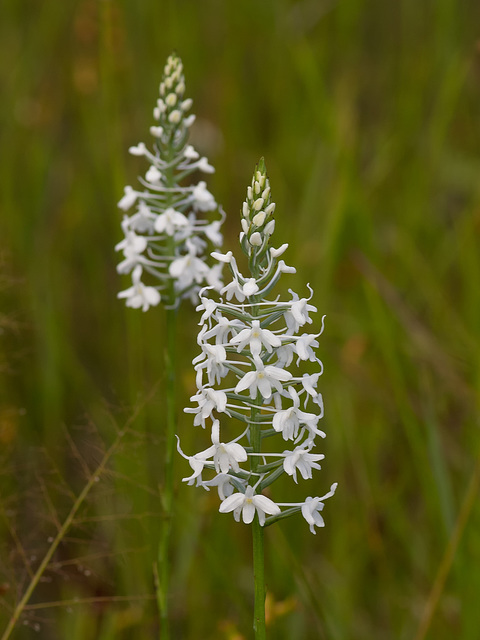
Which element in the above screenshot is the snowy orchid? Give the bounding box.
[179,159,336,534]
[116,53,224,309]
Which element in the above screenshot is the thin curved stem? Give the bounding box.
[413,450,480,640]
[1,422,130,640]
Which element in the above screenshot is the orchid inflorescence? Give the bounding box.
[179,159,337,534]
[116,53,224,310]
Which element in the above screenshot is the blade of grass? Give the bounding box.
[413,446,480,640]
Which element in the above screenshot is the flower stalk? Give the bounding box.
[156,306,177,639]
[252,517,266,639]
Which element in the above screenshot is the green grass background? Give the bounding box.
[1,0,480,638]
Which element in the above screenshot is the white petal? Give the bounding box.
[219,493,245,514]
[227,443,247,462]
[257,376,272,399]
[264,366,292,382]
[253,495,281,516]
[234,371,257,395]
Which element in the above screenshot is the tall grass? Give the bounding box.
[1,0,479,638]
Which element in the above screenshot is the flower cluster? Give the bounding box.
[116,53,224,310]
[179,159,336,533]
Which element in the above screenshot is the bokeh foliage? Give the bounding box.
[1,0,480,638]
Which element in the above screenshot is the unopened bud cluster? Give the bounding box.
[240,165,276,274]
[179,160,336,533]
[116,53,224,310]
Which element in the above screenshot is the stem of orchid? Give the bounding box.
[156,145,177,639]
[250,297,266,638]
[157,306,177,640]
[253,515,267,639]
[251,396,267,639]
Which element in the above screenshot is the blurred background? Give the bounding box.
[1,0,480,638]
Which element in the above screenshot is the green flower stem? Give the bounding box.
[157,307,177,640]
[250,298,267,639]
[250,398,267,640]
[156,138,177,640]
[252,516,266,640]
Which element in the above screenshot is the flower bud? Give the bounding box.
[252,211,266,227]
[146,166,162,183]
[249,232,262,246]
[129,142,147,156]
[150,126,164,137]
[264,220,275,235]
[168,110,182,124]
